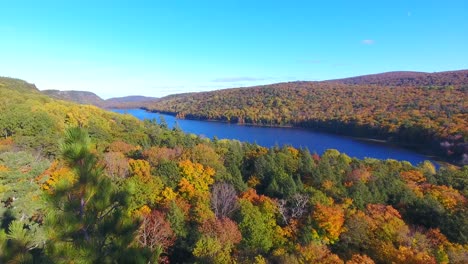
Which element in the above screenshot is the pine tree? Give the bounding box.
[0,151,50,262]
[45,127,148,263]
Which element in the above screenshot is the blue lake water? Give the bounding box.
[112,108,434,166]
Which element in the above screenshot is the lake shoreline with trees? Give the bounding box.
[141,108,453,166]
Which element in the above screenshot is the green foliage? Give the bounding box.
[147,78,468,163]
[0,76,467,263]
[166,201,188,239]
[236,199,276,254]
[45,127,147,262]
[0,151,49,229]
[193,236,232,264]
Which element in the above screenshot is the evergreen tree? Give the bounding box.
[45,127,148,263]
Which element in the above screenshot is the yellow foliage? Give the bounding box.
[254,255,267,264]
[246,146,268,159]
[342,198,353,209]
[312,203,345,244]
[395,246,437,264]
[247,176,261,188]
[297,242,344,263]
[401,170,426,184]
[161,187,177,204]
[193,201,215,223]
[322,180,334,190]
[178,160,215,198]
[346,254,375,264]
[272,247,287,257]
[0,165,8,172]
[423,185,466,210]
[286,146,299,158]
[129,159,152,181]
[38,161,76,193]
[179,178,196,198]
[134,205,152,218]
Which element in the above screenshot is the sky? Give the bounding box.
[0,0,467,99]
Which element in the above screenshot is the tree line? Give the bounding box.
[0,77,467,263]
[146,81,467,165]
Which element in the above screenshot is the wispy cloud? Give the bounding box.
[362,39,375,45]
[212,77,266,83]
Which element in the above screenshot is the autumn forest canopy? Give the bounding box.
[146,70,468,166]
[0,74,467,263]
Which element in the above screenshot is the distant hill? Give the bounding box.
[0,77,40,93]
[0,78,155,156]
[327,70,468,87]
[106,95,158,103]
[146,69,468,164]
[40,90,158,108]
[104,95,159,109]
[42,90,104,106]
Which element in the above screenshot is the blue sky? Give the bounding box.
[1,0,467,98]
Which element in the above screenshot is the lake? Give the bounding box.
[112,108,434,166]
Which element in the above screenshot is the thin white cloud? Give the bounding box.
[362,39,375,45]
[212,77,266,82]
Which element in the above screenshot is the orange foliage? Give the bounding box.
[107,140,137,154]
[147,78,468,161]
[297,242,344,264]
[0,137,14,146]
[0,164,8,172]
[426,229,449,247]
[199,217,242,246]
[134,205,152,218]
[366,204,407,238]
[401,170,426,184]
[346,254,375,264]
[143,146,182,166]
[37,161,76,192]
[240,188,270,205]
[178,160,215,198]
[312,203,345,244]
[394,246,437,264]
[179,178,197,199]
[0,137,14,152]
[422,185,466,210]
[281,219,299,240]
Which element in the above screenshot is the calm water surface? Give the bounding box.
[113,109,434,166]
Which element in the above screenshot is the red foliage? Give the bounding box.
[137,210,176,252]
[199,217,242,245]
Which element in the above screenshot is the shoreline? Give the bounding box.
[139,108,456,167]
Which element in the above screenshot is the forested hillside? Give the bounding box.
[42,89,105,106]
[1,77,467,263]
[328,70,468,87]
[146,72,468,165]
[41,89,158,109]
